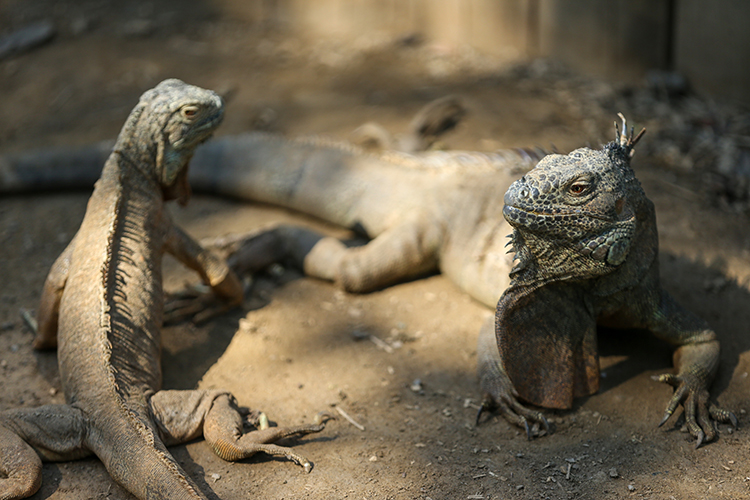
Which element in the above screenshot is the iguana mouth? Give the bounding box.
[173,112,224,149]
[504,204,615,223]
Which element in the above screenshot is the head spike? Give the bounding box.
[612,113,646,157]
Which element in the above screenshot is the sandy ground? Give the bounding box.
[1,2,750,499]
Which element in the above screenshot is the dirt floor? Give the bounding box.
[2,2,750,499]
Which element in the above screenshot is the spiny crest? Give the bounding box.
[605,113,645,161]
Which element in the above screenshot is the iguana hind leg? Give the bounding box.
[0,405,90,499]
[150,390,331,473]
[223,220,443,293]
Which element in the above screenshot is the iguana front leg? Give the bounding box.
[647,289,737,447]
[476,317,549,438]
[163,222,244,322]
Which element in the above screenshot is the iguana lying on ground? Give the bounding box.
[478,118,736,446]
[0,79,330,500]
[0,111,734,448]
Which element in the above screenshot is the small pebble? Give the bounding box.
[609,468,619,478]
[351,329,369,341]
[628,484,635,491]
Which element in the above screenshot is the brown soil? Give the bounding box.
[1,2,749,499]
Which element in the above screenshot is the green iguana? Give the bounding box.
[0,112,734,448]
[0,79,330,500]
[478,119,736,446]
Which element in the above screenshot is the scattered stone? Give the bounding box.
[609,468,619,478]
[350,329,370,341]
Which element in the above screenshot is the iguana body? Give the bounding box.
[479,120,735,445]
[0,131,542,308]
[0,114,733,447]
[0,80,329,500]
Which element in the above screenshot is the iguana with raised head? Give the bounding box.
[477,118,736,446]
[0,79,330,500]
[0,112,734,447]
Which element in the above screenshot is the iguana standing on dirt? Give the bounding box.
[0,79,330,500]
[477,118,736,446]
[0,112,735,447]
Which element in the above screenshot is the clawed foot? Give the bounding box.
[476,394,550,440]
[164,282,245,325]
[652,373,738,448]
[234,410,336,473]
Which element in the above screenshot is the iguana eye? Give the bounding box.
[182,106,199,118]
[569,181,589,196]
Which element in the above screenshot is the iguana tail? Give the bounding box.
[0,141,113,193]
[87,406,210,500]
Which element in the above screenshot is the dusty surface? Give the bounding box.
[2,2,750,499]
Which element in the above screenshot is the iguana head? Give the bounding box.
[114,79,224,204]
[503,115,646,284]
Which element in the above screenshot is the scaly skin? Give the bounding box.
[0,113,734,448]
[0,80,329,500]
[478,118,736,446]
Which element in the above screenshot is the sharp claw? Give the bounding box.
[315,411,335,425]
[658,410,672,428]
[729,412,739,429]
[475,405,485,426]
[523,419,532,441]
[540,414,550,434]
[694,430,705,449]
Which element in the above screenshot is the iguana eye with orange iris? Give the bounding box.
[182,106,198,118]
[570,183,587,195]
